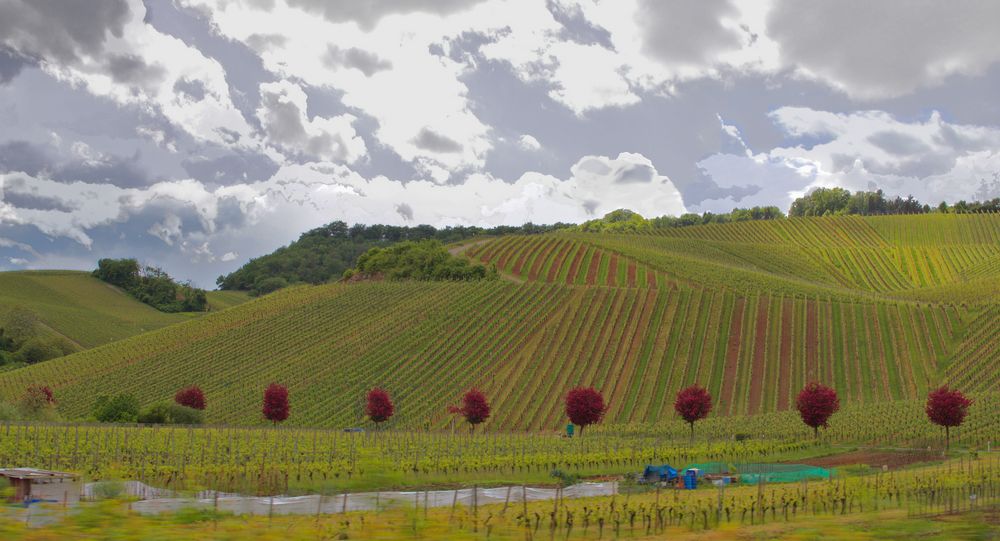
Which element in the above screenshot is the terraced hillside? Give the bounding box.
[0,271,249,349]
[0,215,996,429]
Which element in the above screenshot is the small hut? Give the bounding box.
[0,468,80,504]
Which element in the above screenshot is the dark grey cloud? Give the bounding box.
[867,131,931,156]
[173,78,207,101]
[546,0,614,49]
[1,190,76,213]
[285,0,487,30]
[107,53,166,87]
[0,140,50,175]
[51,150,151,188]
[0,46,30,85]
[767,0,1000,98]
[324,45,392,77]
[182,151,279,185]
[614,162,656,184]
[412,128,463,153]
[636,0,742,66]
[0,0,130,64]
[395,202,414,221]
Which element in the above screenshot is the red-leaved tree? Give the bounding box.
[449,388,490,431]
[174,385,206,410]
[926,386,972,450]
[565,387,605,436]
[795,382,840,438]
[262,383,289,425]
[365,388,394,425]
[674,385,712,441]
[19,384,55,417]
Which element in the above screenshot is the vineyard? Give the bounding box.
[0,215,997,428]
[0,395,997,494]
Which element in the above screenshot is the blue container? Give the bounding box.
[683,471,697,490]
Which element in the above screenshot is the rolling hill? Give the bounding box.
[0,214,997,429]
[0,271,250,350]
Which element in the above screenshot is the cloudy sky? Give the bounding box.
[2,0,1000,287]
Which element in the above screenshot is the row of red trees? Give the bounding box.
[26,381,971,447]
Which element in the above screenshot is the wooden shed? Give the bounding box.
[0,468,80,504]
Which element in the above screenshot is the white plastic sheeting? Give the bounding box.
[130,482,619,516]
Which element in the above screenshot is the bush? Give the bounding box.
[253,277,288,296]
[0,401,20,421]
[93,393,140,423]
[138,402,204,425]
[16,337,64,364]
[174,385,206,410]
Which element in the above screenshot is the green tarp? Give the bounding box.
[686,462,831,484]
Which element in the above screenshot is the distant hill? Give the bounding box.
[1,214,996,429]
[0,271,249,350]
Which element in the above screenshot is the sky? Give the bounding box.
[1,0,1000,288]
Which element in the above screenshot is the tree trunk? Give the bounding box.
[689,421,694,443]
[814,426,818,439]
[945,425,950,451]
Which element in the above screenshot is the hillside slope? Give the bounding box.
[0,271,249,349]
[0,215,995,429]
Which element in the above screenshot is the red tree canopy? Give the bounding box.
[565,387,605,429]
[451,388,490,425]
[174,385,206,410]
[926,386,972,428]
[795,382,840,433]
[262,383,289,424]
[674,385,712,424]
[366,388,394,424]
[24,384,55,405]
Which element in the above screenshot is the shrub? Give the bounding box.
[15,337,63,364]
[262,383,289,424]
[18,384,59,421]
[174,386,206,410]
[0,401,20,421]
[139,402,204,425]
[253,277,288,296]
[796,382,840,438]
[565,387,605,435]
[674,385,713,441]
[93,393,140,423]
[366,388,394,424]
[926,386,972,450]
[449,388,490,431]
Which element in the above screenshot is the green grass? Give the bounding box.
[0,271,195,348]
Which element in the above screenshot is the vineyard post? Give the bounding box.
[449,488,458,522]
[314,493,322,523]
[502,485,511,515]
[522,485,530,541]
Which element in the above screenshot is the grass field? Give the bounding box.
[0,271,250,350]
[0,215,998,428]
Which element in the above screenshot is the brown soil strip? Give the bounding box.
[564,245,585,285]
[646,268,657,288]
[585,250,602,285]
[719,297,745,416]
[777,298,793,411]
[747,296,769,414]
[794,450,941,469]
[606,254,619,287]
[509,240,531,277]
[545,241,574,282]
[626,262,637,288]
[806,299,819,382]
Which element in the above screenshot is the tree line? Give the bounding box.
[93,258,207,312]
[217,221,568,294]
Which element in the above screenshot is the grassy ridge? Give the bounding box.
[0,271,196,348]
[0,271,251,350]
